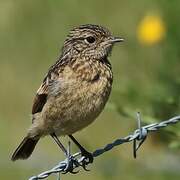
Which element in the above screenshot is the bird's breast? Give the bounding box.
[41,61,113,135]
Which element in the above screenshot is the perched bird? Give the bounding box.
[11,24,123,165]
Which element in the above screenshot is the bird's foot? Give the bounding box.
[62,141,79,174]
[80,148,94,171]
[62,155,79,174]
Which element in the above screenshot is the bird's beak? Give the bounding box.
[109,37,124,43]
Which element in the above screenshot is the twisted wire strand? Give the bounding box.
[29,115,180,180]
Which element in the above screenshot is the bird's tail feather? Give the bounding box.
[11,136,39,161]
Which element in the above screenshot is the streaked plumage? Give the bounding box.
[11,24,123,161]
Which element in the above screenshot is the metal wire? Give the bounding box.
[29,114,180,180]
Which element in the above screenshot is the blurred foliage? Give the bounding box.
[0,0,180,180]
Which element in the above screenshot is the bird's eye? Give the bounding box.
[85,36,95,43]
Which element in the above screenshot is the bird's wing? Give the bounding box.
[31,81,48,115]
[31,54,69,116]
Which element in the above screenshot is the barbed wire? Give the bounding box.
[29,114,180,180]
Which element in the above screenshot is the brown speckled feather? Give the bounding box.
[31,55,69,115]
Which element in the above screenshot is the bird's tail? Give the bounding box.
[11,136,39,161]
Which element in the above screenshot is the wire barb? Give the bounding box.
[133,112,148,158]
[29,114,180,180]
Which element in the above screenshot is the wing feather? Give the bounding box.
[31,54,69,116]
[31,81,48,114]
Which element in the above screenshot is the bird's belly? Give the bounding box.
[54,95,105,135]
[41,80,111,136]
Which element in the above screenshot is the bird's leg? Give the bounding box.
[51,133,67,156]
[69,135,93,170]
[51,133,78,174]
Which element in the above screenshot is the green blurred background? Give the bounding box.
[0,0,180,179]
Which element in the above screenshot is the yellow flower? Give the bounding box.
[137,14,166,45]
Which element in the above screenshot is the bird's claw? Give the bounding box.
[62,156,79,174]
[80,150,94,171]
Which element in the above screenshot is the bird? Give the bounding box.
[11,24,123,167]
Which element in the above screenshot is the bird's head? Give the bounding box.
[62,24,123,60]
